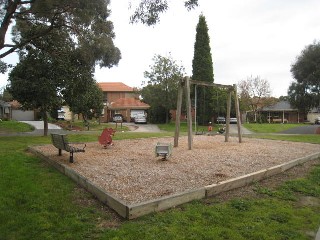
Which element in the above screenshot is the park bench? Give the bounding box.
[98,128,116,148]
[155,142,173,160]
[51,134,86,163]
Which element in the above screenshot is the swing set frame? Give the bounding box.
[174,77,242,150]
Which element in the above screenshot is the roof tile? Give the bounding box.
[109,98,150,109]
[98,82,134,92]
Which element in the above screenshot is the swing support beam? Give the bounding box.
[174,77,242,150]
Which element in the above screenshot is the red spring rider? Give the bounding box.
[208,122,213,132]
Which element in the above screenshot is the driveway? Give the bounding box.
[229,124,253,134]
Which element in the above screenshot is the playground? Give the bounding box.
[31,135,320,208]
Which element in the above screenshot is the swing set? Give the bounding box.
[174,77,242,150]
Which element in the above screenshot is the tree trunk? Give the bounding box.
[165,110,169,124]
[42,111,49,136]
[0,1,19,51]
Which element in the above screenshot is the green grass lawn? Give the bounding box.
[0,125,319,239]
[0,120,34,133]
[243,123,304,133]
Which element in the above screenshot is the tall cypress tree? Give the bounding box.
[192,14,214,125]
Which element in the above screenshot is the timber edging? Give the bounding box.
[28,146,320,219]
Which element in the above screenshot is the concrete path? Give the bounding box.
[130,123,161,132]
[20,121,66,136]
[20,121,62,130]
[0,121,65,136]
[229,124,253,135]
[316,227,320,240]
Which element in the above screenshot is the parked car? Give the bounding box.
[216,116,226,124]
[315,116,320,124]
[134,114,147,124]
[113,114,123,122]
[56,109,65,120]
[230,117,237,124]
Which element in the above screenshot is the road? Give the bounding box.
[280,125,320,134]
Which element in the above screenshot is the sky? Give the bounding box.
[1,0,320,97]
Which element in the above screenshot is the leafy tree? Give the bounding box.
[129,0,198,26]
[65,78,104,127]
[0,0,196,60]
[288,81,314,115]
[141,85,168,123]
[0,0,196,72]
[289,41,320,111]
[142,54,185,123]
[238,75,272,122]
[211,87,238,119]
[279,95,289,101]
[0,87,13,101]
[6,0,120,135]
[8,49,63,136]
[192,14,214,125]
[0,0,121,72]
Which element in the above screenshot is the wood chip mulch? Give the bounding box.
[32,135,320,204]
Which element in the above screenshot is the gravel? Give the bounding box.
[32,135,320,204]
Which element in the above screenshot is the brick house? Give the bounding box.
[98,82,150,122]
[258,101,305,123]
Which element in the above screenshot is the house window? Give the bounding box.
[103,93,108,102]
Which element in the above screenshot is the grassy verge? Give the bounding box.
[0,120,34,133]
[0,133,319,239]
[243,123,304,133]
[158,122,189,132]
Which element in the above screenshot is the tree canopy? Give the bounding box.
[289,41,320,112]
[129,0,198,26]
[0,0,198,72]
[0,0,198,61]
[0,0,121,73]
[192,14,214,125]
[8,49,63,135]
[6,0,119,135]
[141,54,185,123]
[238,75,272,122]
[192,14,213,83]
[64,76,104,124]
